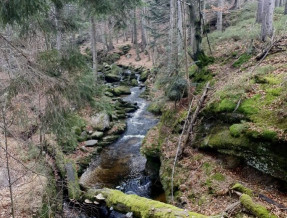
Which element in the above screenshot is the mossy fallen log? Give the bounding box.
[231,183,253,196]
[85,188,208,218]
[240,194,277,218]
[45,136,81,200]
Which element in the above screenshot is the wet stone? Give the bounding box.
[84,140,98,147]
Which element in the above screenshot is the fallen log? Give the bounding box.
[85,188,208,218]
[240,194,277,218]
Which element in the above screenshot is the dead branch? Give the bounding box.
[181,82,210,152]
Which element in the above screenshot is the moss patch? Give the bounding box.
[232,183,253,196]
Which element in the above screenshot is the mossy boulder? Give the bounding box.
[90,112,111,131]
[148,100,165,115]
[139,70,149,82]
[107,121,127,135]
[105,74,121,82]
[201,126,287,182]
[112,86,131,96]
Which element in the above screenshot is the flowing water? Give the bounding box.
[80,76,164,206]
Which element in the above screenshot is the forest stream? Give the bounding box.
[64,73,165,217]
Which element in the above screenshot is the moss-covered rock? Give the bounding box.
[105,74,121,82]
[140,70,149,82]
[112,86,131,96]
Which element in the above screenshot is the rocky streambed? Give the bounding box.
[63,65,165,217]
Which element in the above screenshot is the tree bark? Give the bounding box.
[188,0,203,59]
[55,6,62,50]
[256,0,264,23]
[216,0,224,31]
[261,0,275,41]
[140,9,147,52]
[90,16,97,82]
[168,0,178,75]
[133,9,141,61]
[107,18,114,51]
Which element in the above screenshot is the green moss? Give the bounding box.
[140,70,150,82]
[238,95,260,115]
[217,99,237,112]
[262,129,278,141]
[232,53,252,68]
[203,128,250,150]
[112,86,131,96]
[86,189,207,218]
[229,123,247,137]
[231,183,253,196]
[266,87,282,96]
[148,100,165,115]
[211,173,225,181]
[240,194,277,218]
[65,161,81,200]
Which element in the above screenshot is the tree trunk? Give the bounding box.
[133,9,141,61]
[107,18,114,51]
[188,0,203,59]
[182,0,191,101]
[177,0,183,52]
[256,0,264,23]
[90,16,97,82]
[55,6,62,50]
[168,0,178,75]
[261,0,275,41]
[285,1,287,14]
[216,0,224,31]
[236,0,242,9]
[140,8,147,51]
[275,0,280,7]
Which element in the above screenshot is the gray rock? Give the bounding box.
[90,131,104,139]
[90,112,110,131]
[84,140,98,147]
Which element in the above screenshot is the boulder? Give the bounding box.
[105,74,121,83]
[90,112,110,131]
[107,122,127,135]
[85,140,98,147]
[90,131,104,139]
[139,70,149,82]
[112,86,131,96]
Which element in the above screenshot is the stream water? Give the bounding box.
[76,76,165,217]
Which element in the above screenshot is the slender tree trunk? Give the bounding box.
[133,9,141,61]
[285,1,287,14]
[55,6,62,50]
[182,0,191,101]
[107,18,114,51]
[168,0,178,75]
[177,0,183,52]
[90,16,98,82]
[275,0,280,7]
[1,96,15,218]
[217,0,224,31]
[236,0,242,9]
[256,0,264,23]
[261,0,275,41]
[140,8,147,52]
